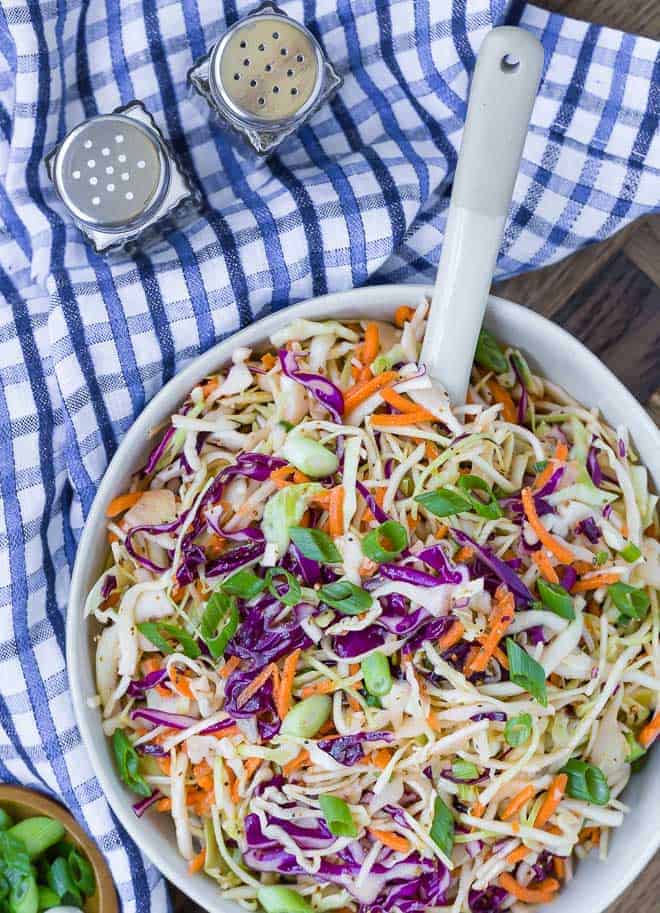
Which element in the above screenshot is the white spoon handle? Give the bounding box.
[421,26,543,403]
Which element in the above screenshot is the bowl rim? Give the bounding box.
[0,784,119,913]
[66,284,660,913]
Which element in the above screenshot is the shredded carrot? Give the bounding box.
[369,748,393,770]
[572,573,621,592]
[318,719,336,737]
[492,645,509,669]
[500,785,536,821]
[292,469,311,484]
[100,590,121,610]
[394,305,414,327]
[276,649,300,719]
[226,767,240,804]
[199,377,218,398]
[359,365,373,382]
[270,465,297,487]
[545,824,563,836]
[212,725,240,739]
[425,441,440,461]
[487,379,517,423]
[639,711,660,748]
[534,461,556,491]
[261,352,276,369]
[465,586,514,676]
[506,844,531,865]
[454,546,474,563]
[534,774,567,828]
[437,620,465,651]
[572,560,593,575]
[553,857,566,879]
[311,489,332,508]
[169,667,194,700]
[426,714,443,734]
[554,441,568,461]
[220,655,240,678]
[470,802,485,818]
[371,410,434,428]
[205,533,226,560]
[156,798,172,813]
[511,821,520,834]
[362,322,380,365]
[521,487,576,564]
[107,531,119,544]
[193,761,213,792]
[188,848,206,874]
[380,387,434,419]
[283,749,309,777]
[157,756,171,775]
[351,364,361,380]
[368,829,410,854]
[343,371,398,414]
[300,678,335,699]
[106,491,142,518]
[532,550,559,584]
[498,874,560,903]
[244,757,262,783]
[236,663,279,709]
[580,826,600,846]
[329,486,344,538]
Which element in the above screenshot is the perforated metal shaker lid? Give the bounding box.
[51,113,169,231]
[209,12,324,128]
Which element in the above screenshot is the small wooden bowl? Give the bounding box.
[0,785,118,913]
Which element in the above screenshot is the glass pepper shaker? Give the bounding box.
[188,1,342,157]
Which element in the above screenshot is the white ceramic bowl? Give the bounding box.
[67,285,660,913]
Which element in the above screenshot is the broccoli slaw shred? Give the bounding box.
[91,299,659,913]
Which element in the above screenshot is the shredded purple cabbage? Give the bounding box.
[468,886,509,913]
[124,513,187,573]
[175,543,206,585]
[380,563,442,588]
[333,626,387,658]
[511,358,528,425]
[560,565,578,591]
[527,624,547,645]
[404,616,455,655]
[318,730,393,766]
[143,425,175,475]
[135,742,167,757]
[100,574,116,599]
[290,542,321,586]
[356,480,390,524]
[131,708,197,730]
[127,668,169,697]
[470,711,507,722]
[206,540,266,577]
[279,349,344,423]
[417,542,465,584]
[132,791,162,817]
[577,516,601,544]
[587,445,603,487]
[452,529,533,605]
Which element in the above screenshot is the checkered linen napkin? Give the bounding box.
[0,0,658,909]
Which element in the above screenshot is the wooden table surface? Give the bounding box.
[171,1,659,909]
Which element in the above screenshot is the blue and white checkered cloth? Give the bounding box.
[0,0,658,909]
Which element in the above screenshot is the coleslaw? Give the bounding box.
[90,299,659,913]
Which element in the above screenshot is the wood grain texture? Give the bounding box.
[169,0,660,909]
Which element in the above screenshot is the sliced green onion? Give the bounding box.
[474,328,507,374]
[318,795,357,838]
[281,433,339,479]
[266,567,302,606]
[608,582,650,621]
[594,550,609,566]
[536,580,575,620]
[47,857,82,908]
[112,730,151,798]
[289,527,342,564]
[619,542,641,563]
[451,759,479,781]
[415,488,472,518]
[137,622,200,659]
[257,885,313,913]
[457,783,475,803]
[67,849,95,896]
[0,810,13,831]
[506,639,547,706]
[281,695,332,738]
[318,581,372,615]
[624,732,645,764]
[200,591,239,659]
[8,873,38,913]
[6,819,64,860]
[457,475,503,519]
[361,652,392,697]
[221,568,265,600]
[0,832,30,878]
[560,759,610,806]
[364,692,382,709]
[36,885,60,910]
[278,420,294,432]
[532,460,548,474]
[361,521,408,563]
[430,796,454,859]
[504,713,532,747]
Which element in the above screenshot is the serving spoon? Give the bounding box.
[420,26,544,404]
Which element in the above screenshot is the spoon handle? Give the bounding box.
[421,26,544,403]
